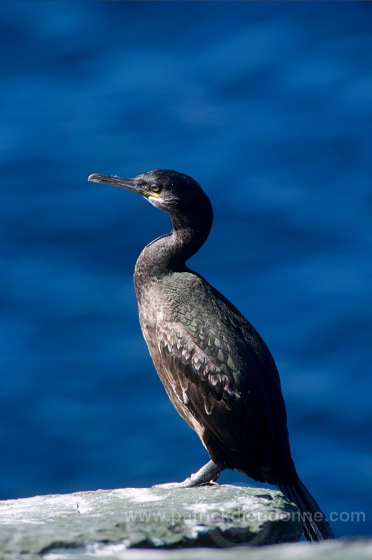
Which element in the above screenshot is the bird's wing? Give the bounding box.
[154,305,276,456]
[157,316,240,412]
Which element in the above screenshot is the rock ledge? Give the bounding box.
[0,484,301,559]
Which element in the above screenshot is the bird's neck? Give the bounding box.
[134,212,212,287]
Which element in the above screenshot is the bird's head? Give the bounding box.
[88,169,212,224]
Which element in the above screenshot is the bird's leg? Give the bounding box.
[182,459,222,487]
[154,460,222,488]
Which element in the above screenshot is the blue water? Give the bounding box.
[1,1,371,539]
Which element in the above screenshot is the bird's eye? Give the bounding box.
[151,185,161,193]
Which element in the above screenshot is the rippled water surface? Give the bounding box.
[1,1,371,538]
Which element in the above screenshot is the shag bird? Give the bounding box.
[88,169,334,541]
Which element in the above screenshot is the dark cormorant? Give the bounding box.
[88,169,334,541]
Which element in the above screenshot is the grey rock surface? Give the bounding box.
[42,540,372,560]
[0,484,301,559]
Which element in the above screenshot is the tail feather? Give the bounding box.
[278,476,335,541]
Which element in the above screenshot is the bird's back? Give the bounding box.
[135,266,295,485]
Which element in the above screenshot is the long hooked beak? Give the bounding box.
[88,173,138,193]
[88,173,161,199]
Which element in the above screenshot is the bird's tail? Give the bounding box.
[278,476,335,541]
